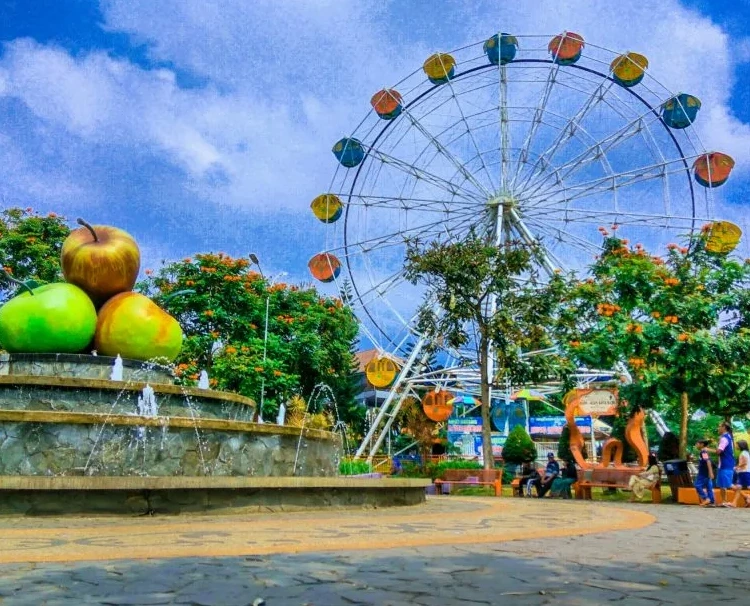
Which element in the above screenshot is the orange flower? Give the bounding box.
[185,280,195,286]
[47,212,57,218]
[2,266,12,274]
[273,370,282,377]
[650,311,661,319]
[203,310,214,317]
[241,346,249,353]
[225,346,237,355]
[183,257,192,263]
[189,373,199,380]
[210,330,220,338]
[144,269,153,276]
[626,323,643,334]
[209,378,218,387]
[254,366,264,373]
[677,333,690,342]
[664,278,680,286]
[667,243,678,250]
[249,323,257,330]
[628,358,646,369]
[569,340,581,347]
[679,247,689,254]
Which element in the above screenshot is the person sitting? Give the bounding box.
[517,462,540,497]
[550,459,578,499]
[627,453,660,502]
[534,452,560,498]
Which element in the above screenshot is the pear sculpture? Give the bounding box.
[95,292,183,362]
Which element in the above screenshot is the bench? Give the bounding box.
[575,467,661,503]
[434,477,502,497]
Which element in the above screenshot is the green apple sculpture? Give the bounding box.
[95,292,183,362]
[61,218,141,305]
[0,276,97,353]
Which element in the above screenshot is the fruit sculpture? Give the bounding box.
[95,292,183,361]
[0,278,97,353]
[0,218,183,362]
[61,218,141,305]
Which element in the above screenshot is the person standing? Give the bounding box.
[693,439,715,507]
[715,422,735,506]
[728,439,750,508]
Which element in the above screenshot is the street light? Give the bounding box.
[249,253,269,421]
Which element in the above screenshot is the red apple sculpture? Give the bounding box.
[61,218,141,305]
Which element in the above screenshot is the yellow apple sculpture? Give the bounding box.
[95,292,183,362]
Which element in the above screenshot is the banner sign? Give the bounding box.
[573,389,618,417]
[446,418,506,457]
[529,416,592,436]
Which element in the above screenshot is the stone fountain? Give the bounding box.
[0,353,428,515]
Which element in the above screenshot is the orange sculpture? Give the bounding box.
[563,388,648,469]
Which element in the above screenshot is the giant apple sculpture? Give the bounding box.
[0,281,97,353]
[61,218,141,305]
[95,292,183,362]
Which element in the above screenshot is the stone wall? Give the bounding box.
[0,353,174,384]
[0,420,340,477]
[0,383,255,422]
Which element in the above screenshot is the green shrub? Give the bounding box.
[338,459,371,475]
[501,425,537,464]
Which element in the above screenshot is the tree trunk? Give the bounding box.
[679,391,689,459]
[479,338,493,470]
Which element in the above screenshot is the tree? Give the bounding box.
[501,425,537,465]
[557,425,572,463]
[395,396,437,466]
[557,228,750,457]
[0,208,70,302]
[138,253,362,427]
[404,232,572,469]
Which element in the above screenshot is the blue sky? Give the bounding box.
[1,0,749,347]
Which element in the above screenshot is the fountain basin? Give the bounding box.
[0,373,339,478]
[0,476,431,515]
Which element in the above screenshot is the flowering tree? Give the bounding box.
[0,208,70,301]
[138,253,362,426]
[557,227,750,457]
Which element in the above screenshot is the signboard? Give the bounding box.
[529,416,592,436]
[571,389,618,417]
[365,357,398,388]
[447,418,506,458]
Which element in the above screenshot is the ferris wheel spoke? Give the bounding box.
[515,79,616,192]
[340,192,478,212]
[400,110,494,198]
[523,207,705,228]
[442,75,499,192]
[365,147,486,203]
[339,208,479,256]
[519,215,604,255]
[521,109,661,199]
[508,61,561,190]
[522,158,686,211]
[499,63,512,192]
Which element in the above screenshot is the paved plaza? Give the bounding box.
[0,497,748,605]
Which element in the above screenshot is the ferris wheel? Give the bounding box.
[307,32,737,458]
[309,32,735,359]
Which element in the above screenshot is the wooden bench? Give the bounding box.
[434,478,502,497]
[575,467,661,503]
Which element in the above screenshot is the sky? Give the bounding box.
[1,0,749,343]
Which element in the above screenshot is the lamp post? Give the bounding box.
[249,254,270,421]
